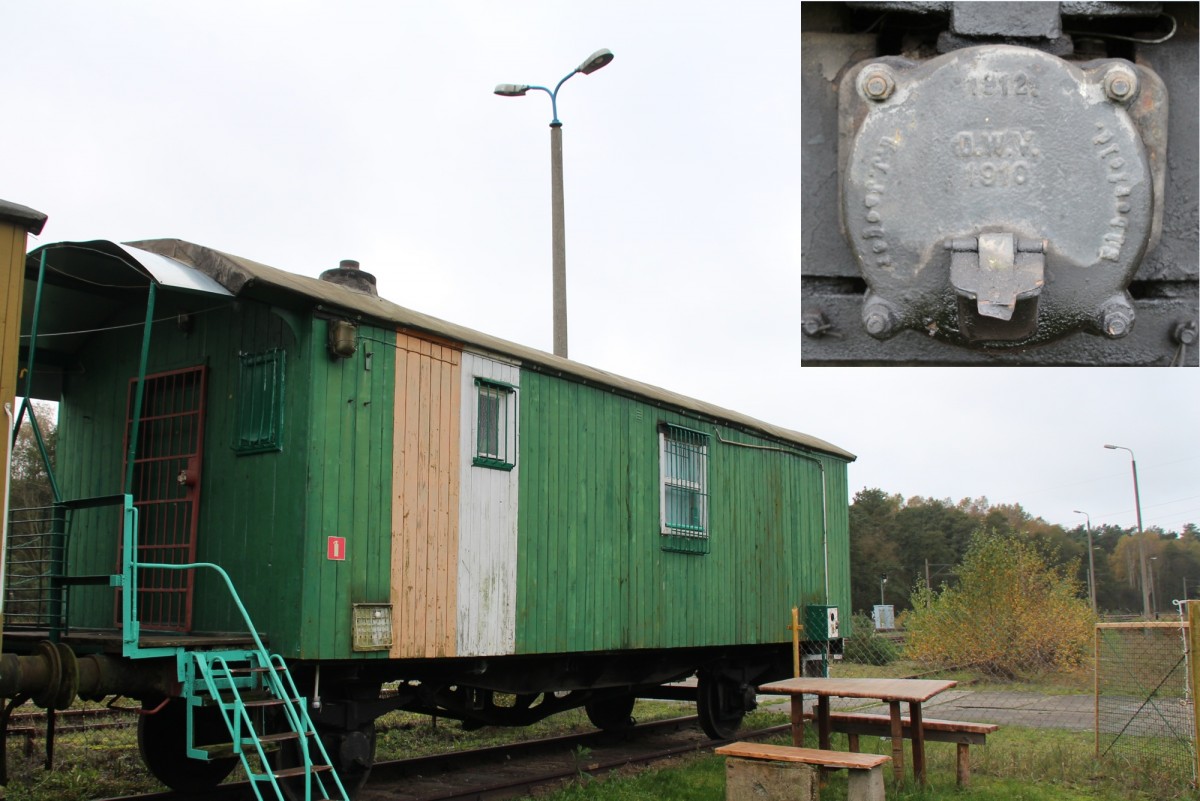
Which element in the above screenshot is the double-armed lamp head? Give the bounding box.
[493,49,614,99]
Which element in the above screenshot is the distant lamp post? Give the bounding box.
[1074,510,1097,614]
[495,48,614,359]
[879,574,888,606]
[1105,443,1150,620]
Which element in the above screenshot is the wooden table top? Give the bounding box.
[758,677,958,703]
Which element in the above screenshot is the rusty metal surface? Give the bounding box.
[850,2,1163,16]
[1136,35,1200,283]
[800,292,1198,364]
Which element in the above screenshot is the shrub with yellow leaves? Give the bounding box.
[904,529,1096,679]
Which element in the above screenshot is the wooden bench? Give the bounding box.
[826,713,997,786]
[716,741,891,801]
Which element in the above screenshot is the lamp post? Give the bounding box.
[495,48,614,359]
[879,574,888,606]
[1074,510,1097,614]
[1104,444,1150,620]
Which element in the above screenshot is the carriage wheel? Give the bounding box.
[584,694,636,732]
[137,697,238,792]
[275,720,376,801]
[696,673,749,740]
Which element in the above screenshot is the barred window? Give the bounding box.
[234,349,285,454]
[659,423,709,551]
[473,378,516,470]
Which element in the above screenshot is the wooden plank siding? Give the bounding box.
[514,371,849,655]
[55,296,313,654]
[299,319,396,659]
[455,353,520,656]
[390,333,461,659]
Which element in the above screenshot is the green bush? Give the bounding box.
[843,613,900,665]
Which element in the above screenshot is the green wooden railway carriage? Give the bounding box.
[3,238,854,797]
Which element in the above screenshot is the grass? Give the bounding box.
[0,700,1192,801]
[0,699,699,800]
[373,699,696,760]
[536,725,1191,801]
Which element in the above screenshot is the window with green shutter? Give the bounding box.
[234,349,285,454]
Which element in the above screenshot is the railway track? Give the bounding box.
[91,715,789,801]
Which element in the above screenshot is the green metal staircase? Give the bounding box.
[183,648,347,801]
[108,494,348,801]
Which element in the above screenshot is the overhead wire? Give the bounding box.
[1065,12,1177,45]
[18,300,235,340]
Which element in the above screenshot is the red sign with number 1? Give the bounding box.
[327,536,346,561]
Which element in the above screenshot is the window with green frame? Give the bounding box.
[473,377,516,470]
[659,423,710,553]
[234,349,285,454]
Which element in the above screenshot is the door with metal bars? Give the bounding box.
[116,366,208,632]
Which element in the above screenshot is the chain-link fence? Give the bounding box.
[1096,617,1195,786]
[829,604,1198,791]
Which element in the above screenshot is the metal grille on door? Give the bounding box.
[116,366,207,632]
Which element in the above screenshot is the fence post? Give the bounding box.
[1189,600,1200,784]
[789,607,802,678]
[1094,623,1100,759]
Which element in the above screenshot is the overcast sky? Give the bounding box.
[3,2,1197,535]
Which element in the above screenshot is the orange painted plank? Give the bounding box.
[391,333,462,658]
[436,349,458,655]
[715,742,890,770]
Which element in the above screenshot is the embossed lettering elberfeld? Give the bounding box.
[861,136,899,268]
[1093,122,1131,262]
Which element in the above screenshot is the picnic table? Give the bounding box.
[757,676,957,785]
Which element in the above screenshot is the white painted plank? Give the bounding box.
[456,352,520,656]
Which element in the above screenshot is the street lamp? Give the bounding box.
[495,48,614,359]
[1104,444,1150,620]
[1073,510,1097,614]
[880,574,888,606]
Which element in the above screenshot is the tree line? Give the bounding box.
[850,488,1200,617]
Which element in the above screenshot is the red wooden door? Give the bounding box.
[117,366,207,632]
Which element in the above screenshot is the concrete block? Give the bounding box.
[847,765,886,801]
[725,756,817,801]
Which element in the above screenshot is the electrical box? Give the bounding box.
[352,603,393,651]
[873,605,896,631]
[805,604,840,641]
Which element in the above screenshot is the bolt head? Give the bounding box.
[1101,304,1134,338]
[1103,67,1138,102]
[802,312,829,337]
[861,67,895,101]
[864,310,891,337]
[1174,321,1198,346]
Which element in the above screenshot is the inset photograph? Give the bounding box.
[801,2,1198,365]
